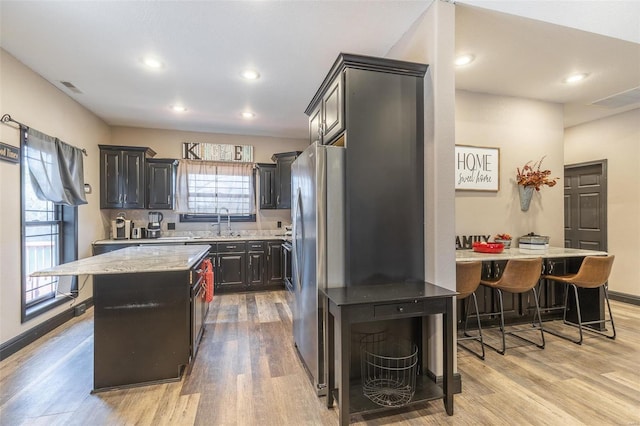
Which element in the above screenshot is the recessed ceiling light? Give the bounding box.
[171,105,187,113]
[563,73,588,84]
[241,111,255,119]
[454,54,475,67]
[142,57,164,69]
[241,69,260,80]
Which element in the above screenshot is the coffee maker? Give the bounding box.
[147,211,163,238]
[111,212,132,240]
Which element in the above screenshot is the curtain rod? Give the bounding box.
[1,113,88,156]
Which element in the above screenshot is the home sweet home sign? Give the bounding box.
[455,145,500,191]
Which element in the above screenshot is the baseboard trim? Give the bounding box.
[609,291,640,306]
[0,298,93,361]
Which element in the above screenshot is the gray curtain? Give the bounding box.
[25,128,87,206]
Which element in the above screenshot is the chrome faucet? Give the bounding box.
[217,208,231,236]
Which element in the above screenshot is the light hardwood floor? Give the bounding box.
[1,290,638,425]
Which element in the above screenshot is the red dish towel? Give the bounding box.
[204,259,214,302]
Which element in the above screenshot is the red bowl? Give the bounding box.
[472,242,504,253]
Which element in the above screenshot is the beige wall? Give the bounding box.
[387,0,457,375]
[0,49,110,344]
[564,109,640,297]
[455,90,565,245]
[104,127,309,237]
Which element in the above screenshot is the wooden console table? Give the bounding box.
[321,282,456,425]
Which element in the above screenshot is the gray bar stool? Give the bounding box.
[456,261,485,359]
[480,257,545,355]
[542,255,616,345]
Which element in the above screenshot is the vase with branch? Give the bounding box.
[516,156,558,211]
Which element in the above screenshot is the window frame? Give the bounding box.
[179,167,257,223]
[21,129,78,323]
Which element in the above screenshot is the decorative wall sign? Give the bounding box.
[182,142,253,162]
[456,234,491,249]
[0,141,20,164]
[455,145,500,191]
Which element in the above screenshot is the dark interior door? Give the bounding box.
[564,160,607,325]
[564,161,607,250]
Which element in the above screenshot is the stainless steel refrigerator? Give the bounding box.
[291,142,345,395]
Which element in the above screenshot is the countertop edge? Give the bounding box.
[32,245,210,277]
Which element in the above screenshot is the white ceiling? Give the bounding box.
[1,1,639,140]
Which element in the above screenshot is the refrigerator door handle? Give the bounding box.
[292,187,304,292]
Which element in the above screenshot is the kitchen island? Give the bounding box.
[32,245,210,392]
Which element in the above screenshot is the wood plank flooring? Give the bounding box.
[1,290,638,425]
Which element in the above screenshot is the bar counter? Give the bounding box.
[456,246,607,262]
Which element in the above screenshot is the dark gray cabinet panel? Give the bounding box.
[308,103,322,145]
[304,54,428,286]
[99,145,155,209]
[342,65,425,285]
[258,163,277,209]
[271,152,301,209]
[266,241,283,285]
[321,74,344,144]
[217,252,246,289]
[147,159,177,210]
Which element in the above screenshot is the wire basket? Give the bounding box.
[360,333,418,407]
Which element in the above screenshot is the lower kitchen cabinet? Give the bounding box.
[215,240,284,292]
[266,241,283,285]
[216,242,247,291]
[247,241,266,287]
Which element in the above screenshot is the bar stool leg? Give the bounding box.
[497,289,506,355]
[460,292,485,360]
[603,285,617,339]
[531,286,545,349]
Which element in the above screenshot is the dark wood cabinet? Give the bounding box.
[308,103,322,145]
[266,241,283,285]
[217,252,246,289]
[216,242,246,291]
[213,240,284,292]
[305,53,429,286]
[99,145,156,209]
[147,159,177,210]
[271,151,302,209]
[247,241,266,287]
[257,163,277,209]
[307,72,344,145]
[320,74,344,144]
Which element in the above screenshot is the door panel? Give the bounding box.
[564,161,607,251]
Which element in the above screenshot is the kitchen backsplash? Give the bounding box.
[101,209,291,239]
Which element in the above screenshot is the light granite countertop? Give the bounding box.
[94,234,287,245]
[456,246,607,262]
[31,244,210,277]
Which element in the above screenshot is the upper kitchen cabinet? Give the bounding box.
[99,145,156,209]
[257,163,277,209]
[147,159,177,210]
[307,72,344,145]
[271,151,302,209]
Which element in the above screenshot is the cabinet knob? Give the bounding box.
[397,306,404,313]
